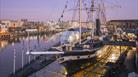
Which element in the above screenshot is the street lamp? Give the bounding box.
[135,35,138,71]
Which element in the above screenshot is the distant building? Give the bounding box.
[21,19,28,22]
[11,20,24,27]
[70,21,95,29]
[70,21,79,28]
[1,20,11,28]
[106,19,138,33]
[1,20,24,28]
[0,20,25,32]
[0,24,8,33]
[25,29,38,33]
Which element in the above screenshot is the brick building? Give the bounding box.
[106,19,138,33]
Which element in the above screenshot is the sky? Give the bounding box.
[0,0,138,22]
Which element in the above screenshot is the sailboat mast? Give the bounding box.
[79,0,82,44]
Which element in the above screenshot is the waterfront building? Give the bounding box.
[106,19,138,33]
[11,20,24,28]
[1,20,24,28]
[0,24,8,33]
[1,20,11,28]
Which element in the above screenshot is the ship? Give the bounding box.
[11,0,106,77]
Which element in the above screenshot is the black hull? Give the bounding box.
[61,56,97,77]
[56,49,99,76]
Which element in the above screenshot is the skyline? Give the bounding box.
[0,0,138,22]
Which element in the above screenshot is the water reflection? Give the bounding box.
[0,34,51,77]
[0,40,8,48]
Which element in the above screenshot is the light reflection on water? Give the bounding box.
[0,34,51,77]
[0,40,8,48]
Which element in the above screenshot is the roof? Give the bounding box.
[108,19,138,22]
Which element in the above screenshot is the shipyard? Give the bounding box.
[0,0,138,77]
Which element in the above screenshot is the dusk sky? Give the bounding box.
[0,0,138,22]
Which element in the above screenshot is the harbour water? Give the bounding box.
[0,35,53,77]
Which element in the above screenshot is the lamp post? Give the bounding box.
[12,43,16,74]
[136,36,138,71]
[120,31,121,55]
[27,32,31,64]
[21,40,24,69]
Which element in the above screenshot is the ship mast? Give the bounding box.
[91,0,95,38]
[91,0,95,22]
[79,0,82,44]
